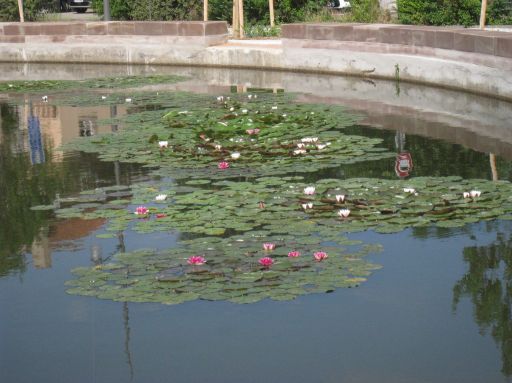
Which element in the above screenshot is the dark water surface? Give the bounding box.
[2,65,512,383]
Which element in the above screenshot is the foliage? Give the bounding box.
[397,0,481,26]
[0,0,57,21]
[488,0,512,25]
[92,0,202,20]
[348,0,382,23]
[244,24,281,38]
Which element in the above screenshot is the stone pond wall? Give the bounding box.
[0,21,511,100]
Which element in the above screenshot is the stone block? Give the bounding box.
[178,22,205,36]
[453,32,474,52]
[435,30,454,49]
[496,35,512,58]
[379,26,412,45]
[134,22,163,35]
[86,22,107,35]
[281,24,307,39]
[162,22,179,36]
[107,22,135,35]
[205,22,227,35]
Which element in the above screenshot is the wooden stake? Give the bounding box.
[269,0,275,27]
[204,0,208,21]
[17,0,24,22]
[480,0,487,29]
[238,0,244,38]
[490,153,498,181]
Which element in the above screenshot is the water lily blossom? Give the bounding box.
[302,202,313,210]
[159,141,168,148]
[42,95,48,102]
[155,194,167,201]
[216,96,224,102]
[231,152,241,160]
[335,194,345,203]
[125,98,132,103]
[301,137,319,143]
[463,192,471,198]
[187,255,206,265]
[297,143,306,149]
[134,206,149,215]
[263,243,276,251]
[214,144,222,151]
[304,186,316,195]
[218,161,230,169]
[246,128,260,135]
[156,213,167,219]
[259,257,274,267]
[314,251,328,262]
[258,201,266,209]
[316,144,327,150]
[272,106,278,110]
[288,251,301,258]
[470,190,481,198]
[338,209,351,218]
[403,188,416,194]
[293,149,307,155]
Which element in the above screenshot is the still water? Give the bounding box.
[1,64,512,383]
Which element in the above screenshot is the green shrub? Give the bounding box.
[397,0,481,26]
[488,0,512,24]
[0,0,57,21]
[349,0,381,22]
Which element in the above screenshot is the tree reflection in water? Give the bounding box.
[453,228,512,376]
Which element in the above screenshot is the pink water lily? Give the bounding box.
[246,128,260,135]
[313,251,328,262]
[218,161,230,169]
[187,255,206,265]
[338,209,351,218]
[470,190,481,198]
[302,202,313,210]
[263,243,276,251]
[304,186,316,195]
[156,213,167,219]
[158,141,168,148]
[134,206,149,215]
[463,192,470,198]
[259,257,274,267]
[335,194,345,203]
[259,201,266,209]
[288,251,301,258]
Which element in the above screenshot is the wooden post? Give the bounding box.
[490,153,498,181]
[269,0,275,27]
[17,0,24,22]
[203,0,208,21]
[238,0,244,38]
[480,0,487,29]
[232,0,240,38]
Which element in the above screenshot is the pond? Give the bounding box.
[2,64,512,382]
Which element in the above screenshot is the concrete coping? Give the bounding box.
[281,23,512,59]
[0,21,228,37]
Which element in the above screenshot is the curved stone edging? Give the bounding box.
[0,22,512,100]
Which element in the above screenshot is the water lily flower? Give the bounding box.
[304,186,316,195]
[302,202,313,210]
[282,114,287,117]
[218,122,228,127]
[338,209,351,218]
[159,141,168,148]
[8,84,13,88]
[403,188,416,194]
[470,190,481,198]
[246,128,260,135]
[101,95,107,100]
[231,152,241,160]
[294,149,307,155]
[216,96,224,102]
[229,107,235,112]
[272,106,278,110]
[218,161,230,169]
[42,95,48,102]
[316,144,327,150]
[263,243,276,251]
[259,257,274,267]
[259,201,266,209]
[301,137,319,143]
[134,206,149,215]
[288,251,301,258]
[156,213,167,218]
[463,192,470,198]
[314,251,328,261]
[125,98,132,103]
[297,143,306,149]
[248,94,253,99]
[242,109,248,114]
[335,194,345,203]
[155,194,167,201]
[187,255,206,265]
[214,144,222,151]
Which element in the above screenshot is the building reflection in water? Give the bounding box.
[453,229,512,377]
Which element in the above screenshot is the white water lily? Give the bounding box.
[335,194,345,203]
[463,192,471,198]
[338,209,351,218]
[230,107,235,112]
[155,194,167,201]
[470,190,481,198]
[158,141,168,148]
[242,109,248,114]
[272,106,278,110]
[248,94,253,99]
[282,114,287,117]
[297,143,306,149]
[301,137,319,143]
[302,202,313,210]
[403,188,416,194]
[125,98,132,103]
[316,144,327,150]
[42,95,48,102]
[230,152,241,159]
[304,186,316,195]
[214,144,222,151]
[293,149,306,155]
[101,95,107,100]
[216,96,224,102]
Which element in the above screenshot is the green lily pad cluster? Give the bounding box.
[0,74,187,93]
[66,234,382,304]
[63,94,393,179]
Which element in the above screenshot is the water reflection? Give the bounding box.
[453,227,512,376]
[0,103,145,276]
